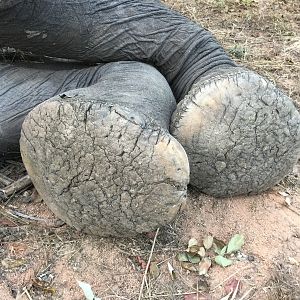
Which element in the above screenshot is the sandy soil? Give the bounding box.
[1,0,300,299]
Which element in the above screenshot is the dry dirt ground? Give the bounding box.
[1,0,300,299]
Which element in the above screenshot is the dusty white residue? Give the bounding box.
[25,30,47,39]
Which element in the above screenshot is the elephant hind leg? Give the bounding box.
[171,68,300,197]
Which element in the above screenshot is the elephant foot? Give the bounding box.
[20,94,189,237]
[171,67,300,197]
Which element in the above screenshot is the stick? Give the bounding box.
[138,228,160,300]
[0,173,14,186]
[0,205,64,227]
[23,287,33,300]
[0,175,32,198]
[239,287,255,300]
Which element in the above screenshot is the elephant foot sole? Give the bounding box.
[171,68,300,197]
[20,94,189,237]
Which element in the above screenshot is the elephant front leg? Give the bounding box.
[171,67,300,197]
[20,62,189,237]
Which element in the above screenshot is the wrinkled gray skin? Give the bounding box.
[0,0,235,100]
[0,62,105,159]
[1,0,300,196]
[20,61,189,236]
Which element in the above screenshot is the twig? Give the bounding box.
[0,204,64,227]
[284,205,300,217]
[138,228,160,300]
[230,280,240,300]
[141,291,202,299]
[0,173,13,186]
[0,175,32,198]
[239,287,255,300]
[23,287,33,300]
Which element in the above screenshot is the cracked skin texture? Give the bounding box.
[20,94,189,237]
[171,68,300,197]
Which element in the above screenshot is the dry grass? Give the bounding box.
[162,0,300,104]
[267,261,300,300]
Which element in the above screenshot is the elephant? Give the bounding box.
[1,60,189,236]
[0,62,105,159]
[0,0,299,198]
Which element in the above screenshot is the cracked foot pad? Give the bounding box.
[20,96,189,237]
[171,68,300,197]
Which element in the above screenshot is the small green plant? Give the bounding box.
[228,44,247,60]
[177,234,246,275]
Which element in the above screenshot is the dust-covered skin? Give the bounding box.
[1,0,300,197]
[20,62,189,236]
[171,68,300,197]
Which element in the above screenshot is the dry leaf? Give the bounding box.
[213,238,227,254]
[149,262,160,279]
[199,258,212,276]
[188,238,200,254]
[278,191,289,197]
[181,262,198,272]
[203,235,214,250]
[188,238,199,248]
[167,262,175,280]
[285,197,292,206]
[198,247,206,257]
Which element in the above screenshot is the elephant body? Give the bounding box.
[0,0,235,99]
[0,62,106,158]
[1,0,299,197]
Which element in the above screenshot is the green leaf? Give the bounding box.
[226,234,245,254]
[214,244,227,256]
[220,246,227,256]
[177,252,189,262]
[215,256,233,268]
[187,253,201,264]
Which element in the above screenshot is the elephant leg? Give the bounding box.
[20,61,189,237]
[0,62,105,159]
[171,67,300,196]
[1,0,299,196]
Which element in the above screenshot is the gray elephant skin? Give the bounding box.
[0,1,299,217]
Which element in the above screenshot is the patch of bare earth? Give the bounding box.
[1,0,300,299]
